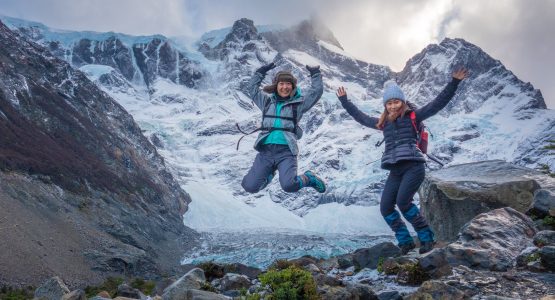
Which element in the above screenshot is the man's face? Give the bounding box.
[277,81,293,98]
[385,99,404,114]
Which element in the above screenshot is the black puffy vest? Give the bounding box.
[380,111,425,169]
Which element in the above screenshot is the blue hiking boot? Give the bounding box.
[302,171,326,193]
[416,227,435,254]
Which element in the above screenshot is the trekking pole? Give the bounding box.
[426,153,445,167]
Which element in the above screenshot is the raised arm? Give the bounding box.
[245,63,276,110]
[299,65,324,113]
[337,87,379,130]
[415,68,468,122]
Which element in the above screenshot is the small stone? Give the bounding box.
[97,291,112,298]
[534,230,555,247]
[34,276,70,300]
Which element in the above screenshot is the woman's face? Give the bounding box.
[385,99,404,114]
[277,81,293,98]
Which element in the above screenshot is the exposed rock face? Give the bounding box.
[442,207,536,271]
[9,24,205,89]
[0,20,198,287]
[397,38,546,114]
[420,160,555,241]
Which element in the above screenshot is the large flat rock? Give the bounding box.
[419,160,554,241]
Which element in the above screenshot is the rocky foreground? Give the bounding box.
[10,161,555,300]
[16,207,555,300]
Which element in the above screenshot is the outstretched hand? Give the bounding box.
[306,65,321,76]
[336,87,347,99]
[256,62,276,75]
[452,67,469,80]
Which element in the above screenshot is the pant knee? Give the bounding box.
[380,203,395,217]
[281,180,300,193]
[241,178,260,193]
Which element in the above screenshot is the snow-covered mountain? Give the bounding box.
[4,15,552,227]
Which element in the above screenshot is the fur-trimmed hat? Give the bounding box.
[263,71,298,94]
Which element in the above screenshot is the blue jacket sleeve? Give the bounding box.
[338,95,379,130]
[414,78,461,122]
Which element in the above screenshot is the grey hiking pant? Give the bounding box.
[242,144,302,193]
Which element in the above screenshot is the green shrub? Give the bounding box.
[198,261,225,280]
[84,277,124,298]
[0,286,34,300]
[526,252,541,262]
[544,216,555,226]
[130,278,156,296]
[200,282,217,293]
[269,259,296,271]
[376,257,385,273]
[396,263,429,286]
[259,266,319,300]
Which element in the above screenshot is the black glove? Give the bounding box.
[306,65,321,76]
[255,62,276,76]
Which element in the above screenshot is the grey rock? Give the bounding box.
[484,296,520,300]
[418,248,452,279]
[534,230,555,247]
[164,289,229,300]
[219,273,250,291]
[88,297,112,300]
[162,268,207,300]
[314,274,342,287]
[61,289,86,300]
[443,207,536,271]
[221,290,240,297]
[539,246,555,271]
[34,276,70,300]
[407,280,466,300]
[528,189,555,218]
[318,282,378,300]
[116,284,144,299]
[352,242,400,269]
[516,246,540,267]
[376,290,402,300]
[527,260,546,272]
[420,160,549,241]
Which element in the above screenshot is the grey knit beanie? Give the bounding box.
[382,80,406,105]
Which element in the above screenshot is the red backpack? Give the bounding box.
[409,111,428,154]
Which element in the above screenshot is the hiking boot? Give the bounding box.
[419,241,436,254]
[302,171,326,193]
[400,242,416,255]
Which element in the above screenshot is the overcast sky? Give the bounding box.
[1,0,553,108]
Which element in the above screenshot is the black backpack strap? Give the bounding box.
[236,100,301,151]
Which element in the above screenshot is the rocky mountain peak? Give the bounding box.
[295,17,343,50]
[225,18,260,45]
[397,37,546,113]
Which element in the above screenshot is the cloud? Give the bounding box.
[0,0,553,107]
